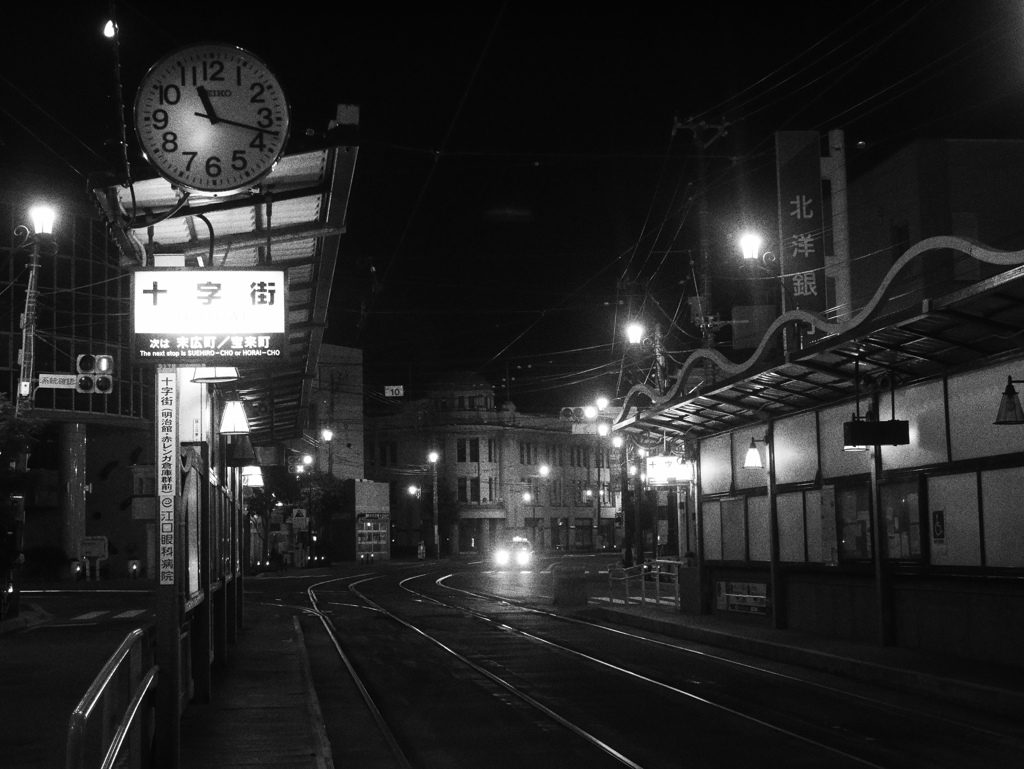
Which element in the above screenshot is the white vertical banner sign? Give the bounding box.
[157,367,178,585]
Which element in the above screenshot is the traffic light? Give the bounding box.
[76,354,114,394]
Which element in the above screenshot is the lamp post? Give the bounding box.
[300,454,313,565]
[14,205,56,418]
[625,322,666,395]
[428,451,439,559]
[321,427,334,476]
[581,397,611,551]
[634,447,647,565]
[743,431,783,629]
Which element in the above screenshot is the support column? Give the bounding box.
[59,423,87,565]
[155,366,181,769]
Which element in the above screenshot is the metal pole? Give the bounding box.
[14,241,41,418]
[432,461,439,559]
[635,468,644,565]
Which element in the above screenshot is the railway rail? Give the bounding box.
[299,564,1024,769]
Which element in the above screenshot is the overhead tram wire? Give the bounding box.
[360,3,508,338]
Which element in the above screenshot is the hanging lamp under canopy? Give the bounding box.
[192,367,240,384]
[994,375,1024,425]
[225,434,257,466]
[220,399,250,435]
[743,438,762,469]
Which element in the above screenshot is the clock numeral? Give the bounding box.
[249,82,266,104]
[161,132,178,153]
[249,133,266,151]
[178,61,225,86]
[153,84,181,105]
[152,109,169,130]
[206,156,223,177]
[256,108,274,129]
[183,152,198,171]
[232,150,248,171]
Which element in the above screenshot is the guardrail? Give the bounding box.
[66,627,159,769]
[608,559,683,610]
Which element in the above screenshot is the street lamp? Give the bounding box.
[13,205,57,418]
[625,321,666,395]
[300,454,313,565]
[428,450,440,559]
[321,427,334,475]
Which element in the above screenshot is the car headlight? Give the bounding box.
[495,549,511,566]
[515,549,531,567]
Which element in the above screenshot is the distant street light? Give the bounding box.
[428,450,440,559]
[321,427,334,475]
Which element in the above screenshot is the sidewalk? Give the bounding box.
[0,586,333,769]
[178,601,332,769]
[576,574,1024,720]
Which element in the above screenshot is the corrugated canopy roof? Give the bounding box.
[615,236,1024,446]
[93,140,358,447]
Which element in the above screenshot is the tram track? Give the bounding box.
[304,568,914,769]
[418,569,1024,767]
[432,572,1024,742]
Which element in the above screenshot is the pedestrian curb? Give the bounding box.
[0,602,52,636]
[292,616,334,769]
[587,605,1024,720]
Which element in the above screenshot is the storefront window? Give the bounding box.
[880,478,922,560]
[837,481,872,560]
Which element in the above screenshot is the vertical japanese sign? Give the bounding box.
[776,132,826,327]
[157,368,177,586]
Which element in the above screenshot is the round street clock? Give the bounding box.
[134,43,290,193]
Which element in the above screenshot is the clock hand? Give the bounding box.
[196,86,220,124]
[191,113,281,137]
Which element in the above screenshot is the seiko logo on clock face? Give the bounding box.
[133,43,291,194]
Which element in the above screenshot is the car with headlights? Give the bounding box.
[493,536,534,569]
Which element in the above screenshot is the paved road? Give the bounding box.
[286,559,1024,769]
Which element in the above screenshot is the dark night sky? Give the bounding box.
[4,1,1024,411]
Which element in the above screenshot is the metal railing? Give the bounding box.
[66,628,159,769]
[608,559,683,610]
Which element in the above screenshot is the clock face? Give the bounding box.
[134,44,290,193]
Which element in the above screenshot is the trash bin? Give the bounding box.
[551,562,588,607]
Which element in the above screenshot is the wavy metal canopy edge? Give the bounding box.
[615,237,1024,443]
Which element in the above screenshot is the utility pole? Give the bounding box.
[673,118,729,385]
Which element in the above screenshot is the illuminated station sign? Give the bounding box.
[132,269,287,366]
[646,454,693,486]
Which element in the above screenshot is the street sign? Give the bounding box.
[385,385,404,397]
[37,373,78,389]
[131,268,287,366]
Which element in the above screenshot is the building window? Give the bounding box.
[487,439,496,463]
[458,438,479,463]
[458,478,468,502]
[488,476,497,500]
[837,481,872,560]
[880,478,922,560]
[378,442,397,467]
[520,441,537,465]
[470,477,480,503]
